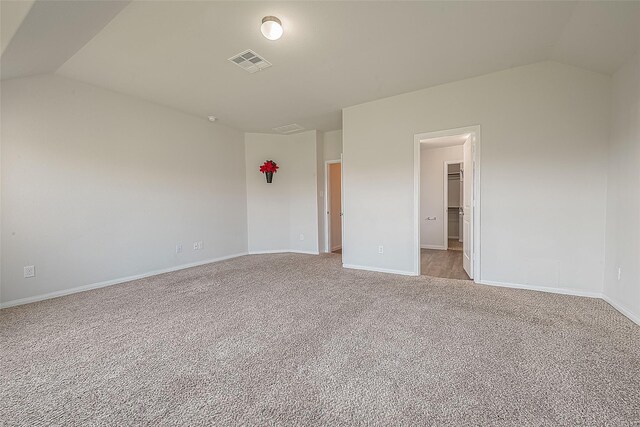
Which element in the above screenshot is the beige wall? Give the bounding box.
[320,129,343,252]
[604,53,640,324]
[323,130,343,161]
[343,61,610,293]
[245,131,320,254]
[1,74,248,305]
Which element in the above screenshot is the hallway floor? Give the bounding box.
[421,242,470,280]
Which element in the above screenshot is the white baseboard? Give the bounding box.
[421,245,446,250]
[476,280,640,325]
[0,252,249,309]
[602,295,640,326]
[331,245,342,251]
[476,279,602,299]
[249,250,320,255]
[343,263,416,276]
[448,236,460,239]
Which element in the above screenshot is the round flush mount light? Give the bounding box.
[261,16,283,41]
[207,115,217,122]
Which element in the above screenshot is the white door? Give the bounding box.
[329,163,342,251]
[459,173,464,242]
[462,137,474,278]
[340,154,344,255]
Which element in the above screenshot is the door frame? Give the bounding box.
[324,159,342,253]
[443,160,463,250]
[414,125,482,280]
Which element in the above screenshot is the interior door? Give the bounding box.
[462,137,474,278]
[459,172,464,242]
[329,163,342,251]
[340,154,344,256]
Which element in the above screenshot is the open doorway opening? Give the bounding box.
[325,160,342,254]
[414,126,481,280]
[446,162,463,252]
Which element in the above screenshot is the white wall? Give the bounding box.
[245,131,319,254]
[343,61,610,293]
[604,53,640,324]
[420,145,463,248]
[320,129,343,252]
[316,132,325,254]
[323,130,343,161]
[1,74,248,305]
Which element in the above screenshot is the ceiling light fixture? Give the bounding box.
[207,115,217,122]
[261,16,283,41]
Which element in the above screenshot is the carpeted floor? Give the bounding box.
[1,253,639,426]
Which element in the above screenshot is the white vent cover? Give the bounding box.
[228,49,272,73]
[273,123,305,134]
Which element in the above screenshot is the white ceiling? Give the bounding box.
[3,1,640,132]
[0,0,34,55]
[421,134,470,149]
[1,1,129,79]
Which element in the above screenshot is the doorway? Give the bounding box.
[446,162,463,252]
[325,160,342,254]
[414,126,481,280]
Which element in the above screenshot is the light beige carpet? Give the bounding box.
[1,253,639,426]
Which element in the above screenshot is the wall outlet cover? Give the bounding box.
[24,265,35,278]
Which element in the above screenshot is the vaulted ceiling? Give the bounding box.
[2,1,639,132]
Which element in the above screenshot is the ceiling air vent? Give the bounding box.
[228,49,272,73]
[273,124,305,134]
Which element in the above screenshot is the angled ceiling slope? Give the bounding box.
[3,1,640,133]
[0,0,129,80]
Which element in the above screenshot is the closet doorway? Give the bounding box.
[325,160,342,254]
[414,125,481,280]
[445,162,463,252]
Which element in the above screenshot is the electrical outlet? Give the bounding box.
[24,265,35,278]
[299,234,305,241]
[176,244,182,254]
[378,245,384,254]
[192,241,203,250]
[617,267,622,281]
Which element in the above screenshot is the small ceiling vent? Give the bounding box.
[228,49,272,73]
[273,124,305,134]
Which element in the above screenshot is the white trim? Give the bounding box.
[331,245,342,251]
[477,279,602,299]
[343,263,415,276]
[324,159,342,254]
[414,125,482,278]
[478,280,640,326]
[421,244,446,250]
[602,295,640,326]
[0,252,249,309]
[248,249,320,255]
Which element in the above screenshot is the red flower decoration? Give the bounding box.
[259,160,279,173]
